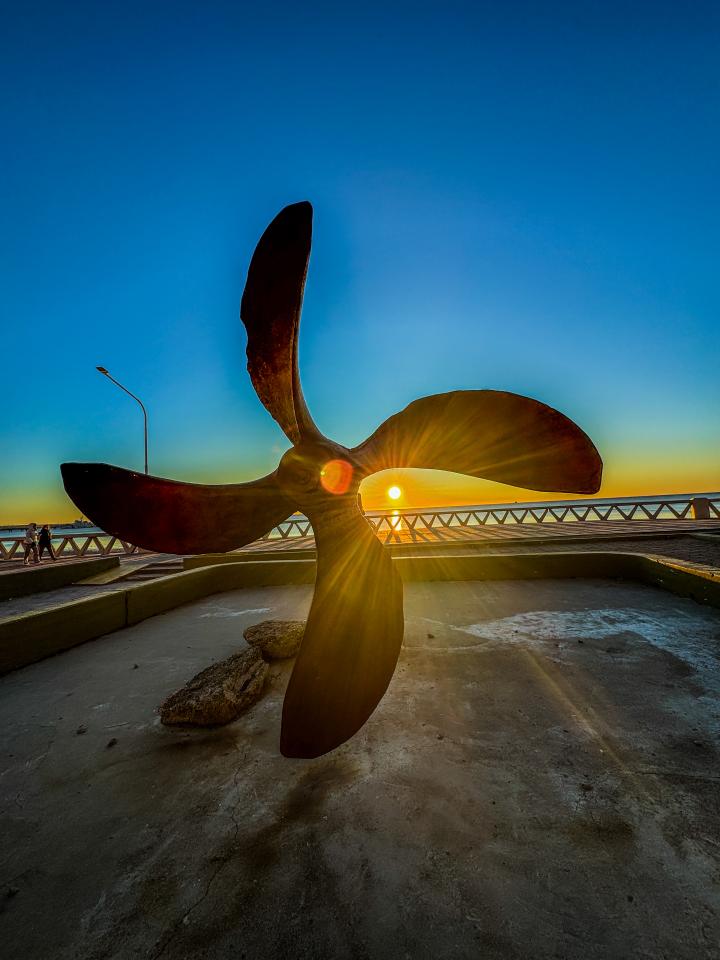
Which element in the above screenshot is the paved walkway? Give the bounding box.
[401,534,720,568]
[0,556,182,620]
[0,551,168,573]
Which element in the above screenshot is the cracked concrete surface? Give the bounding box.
[1,578,719,959]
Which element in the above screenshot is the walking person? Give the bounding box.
[23,523,39,565]
[38,524,56,561]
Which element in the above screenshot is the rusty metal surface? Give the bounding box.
[280,505,404,758]
[240,201,319,445]
[352,389,602,493]
[61,200,604,758]
[60,464,292,555]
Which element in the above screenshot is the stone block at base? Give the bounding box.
[159,647,268,726]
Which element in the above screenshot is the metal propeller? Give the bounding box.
[61,201,602,759]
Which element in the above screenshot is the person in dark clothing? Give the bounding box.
[38,524,56,561]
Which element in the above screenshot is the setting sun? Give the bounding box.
[387,485,402,501]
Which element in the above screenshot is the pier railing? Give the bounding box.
[263,494,720,542]
[2,494,718,559]
[0,534,148,562]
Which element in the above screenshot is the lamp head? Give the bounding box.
[96,366,109,375]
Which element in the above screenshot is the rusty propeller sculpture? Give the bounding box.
[62,201,602,759]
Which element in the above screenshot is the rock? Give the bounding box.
[243,619,305,660]
[159,648,268,727]
[106,738,118,749]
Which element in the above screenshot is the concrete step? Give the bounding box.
[122,560,185,583]
[78,563,154,586]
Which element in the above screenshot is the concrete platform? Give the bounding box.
[1,578,719,959]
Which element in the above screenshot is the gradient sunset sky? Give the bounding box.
[2,1,718,523]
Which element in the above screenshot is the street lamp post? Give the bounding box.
[96,366,149,474]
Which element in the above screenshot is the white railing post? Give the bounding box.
[691,497,711,520]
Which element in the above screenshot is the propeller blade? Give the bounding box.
[280,503,404,758]
[61,463,294,554]
[240,201,321,445]
[351,390,602,494]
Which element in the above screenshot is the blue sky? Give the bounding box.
[2,1,718,519]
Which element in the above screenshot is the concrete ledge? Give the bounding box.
[127,559,316,626]
[126,565,231,625]
[636,554,720,607]
[1,552,718,676]
[0,560,317,675]
[0,556,119,601]
[76,562,155,586]
[184,553,249,570]
[183,550,317,568]
[394,551,635,582]
[0,591,127,675]
[395,551,720,607]
[387,529,714,554]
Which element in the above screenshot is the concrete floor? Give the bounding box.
[1,578,719,959]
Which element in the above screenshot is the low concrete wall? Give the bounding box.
[1,552,717,676]
[129,559,316,625]
[0,591,127,675]
[393,551,632,582]
[395,551,720,605]
[636,554,720,607]
[0,556,119,601]
[0,560,317,675]
[388,532,692,557]
[183,551,317,569]
[126,565,232,626]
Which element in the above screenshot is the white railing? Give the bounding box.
[2,494,718,560]
[0,534,148,562]
[262,494,720,542]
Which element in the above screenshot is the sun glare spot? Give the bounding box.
[387,485,402,500]
[320,459,353,495]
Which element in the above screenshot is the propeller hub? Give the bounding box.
[277,442,359,506]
